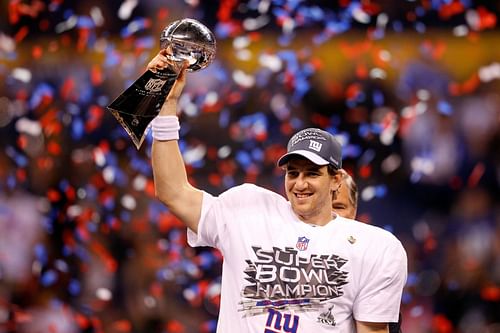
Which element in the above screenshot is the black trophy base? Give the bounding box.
[107,68,179,149]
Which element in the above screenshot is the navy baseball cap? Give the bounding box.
[277,128,342,169]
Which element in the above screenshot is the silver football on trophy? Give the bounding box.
[160,18,216,72]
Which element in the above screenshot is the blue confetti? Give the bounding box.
[437,100,453,116]
[68,279,81,296]
[34,243,48,265]
[40,269,58,287]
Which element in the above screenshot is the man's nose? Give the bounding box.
[295,173,308,190]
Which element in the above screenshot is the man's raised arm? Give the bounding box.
[149,50,204,233]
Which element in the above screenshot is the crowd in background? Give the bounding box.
[1,1,499,332]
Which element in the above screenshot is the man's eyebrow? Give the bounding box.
[286,165,323,172]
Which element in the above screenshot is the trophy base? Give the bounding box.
[107,109,156,149]
[107,69,179,149]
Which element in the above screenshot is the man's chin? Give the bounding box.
[291,204,310,217]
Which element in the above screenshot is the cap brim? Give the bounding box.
[277,150,330,167]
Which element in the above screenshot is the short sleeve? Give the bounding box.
[187,184,264,251]
[187,190,222,248]
[353,237,407,323]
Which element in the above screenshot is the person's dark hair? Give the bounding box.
[327,165,340,176]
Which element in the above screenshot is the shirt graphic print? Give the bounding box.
[238,245,349,321]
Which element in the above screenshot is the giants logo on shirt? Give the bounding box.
[264,309,299,333]
[239,246,348,316]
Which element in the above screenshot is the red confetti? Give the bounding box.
[432,314,454,333]
[340,40,372,59]
[17,134,28,150]
[85,105,104,132]
[32,45,43,59]
[227,91,243,105]
[14,26,29,43]
[144,179,156,197]
[9,0,45,24]
[475,6,497,31]
[40,109,62,136]
[345,82,362,101]
[39,18,50,31]
[158,213,184,233]
[77,28,91,53]
[355,63,369,79]
[467,162,485,188]
[47,188,61,202]
[208,172,222,187]
[448,73,480,96]
[438,0,465,20]
[449,175,463,190]
[47,141,62,155]
[16,168,26,182]
[420,40,447,60]
[89,240,117,273]
[149,281,163,298]
[111,320,132,332]
[480,284,500,302]
[157,7,169,21]
[359,165,372,178]
[217,0,237,22]
[244,165,259,183]
[311,113,331,128]
[166,320,186,333]
[60,78,75,101]
[74,313,91,330]
[90,65,103,86]
[361,1,381,16]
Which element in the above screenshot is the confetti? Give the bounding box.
[0,2,498,332]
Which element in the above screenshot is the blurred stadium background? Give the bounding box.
[0,1,499,332]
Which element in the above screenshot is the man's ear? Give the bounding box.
[331,187,339,200]
[330,174,342,194]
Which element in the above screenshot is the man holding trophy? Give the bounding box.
[107,18,216,149]
[122,18,407,333]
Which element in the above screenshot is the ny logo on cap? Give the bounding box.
[308,140,322,152]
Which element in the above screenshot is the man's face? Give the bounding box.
[284,157,339,225]
[332,180,356,219]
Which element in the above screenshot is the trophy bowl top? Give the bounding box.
[160,18,216,72]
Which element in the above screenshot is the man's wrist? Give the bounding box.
[151,115,180,141]
[159,99,177,116]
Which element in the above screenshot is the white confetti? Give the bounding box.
[96,288,112,301]
[218,145,231,159]
[233,70,255,88]
[183,144,207,165]
[121,194,136,210]
[90,6,105,27]
[118,0,138,20]
[15,118,42,136]
[11,68,32,83]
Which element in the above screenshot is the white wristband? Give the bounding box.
[151,115,180,141]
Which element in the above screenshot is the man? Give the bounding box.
[148,50,407,333]
[332,171,403,333]
[332,169,358,219]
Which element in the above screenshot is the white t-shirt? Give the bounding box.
[188,183,407,333]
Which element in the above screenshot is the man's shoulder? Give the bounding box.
[219,183,285,203]
[336,216,403,248]
[223,183,281,197]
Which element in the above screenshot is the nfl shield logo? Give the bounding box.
[296,236,310,251]
[144,78,166,92]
